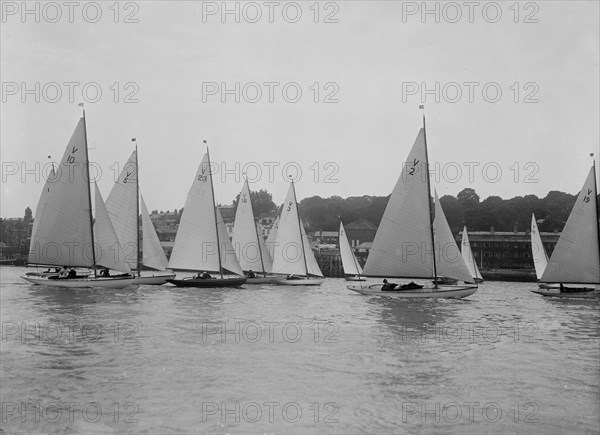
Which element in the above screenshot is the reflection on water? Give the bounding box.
[1,267,598,434]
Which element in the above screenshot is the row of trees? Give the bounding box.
[227,187,588,234]
[134,187,596,235]
[302,188,597,234]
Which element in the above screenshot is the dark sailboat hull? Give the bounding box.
[166,277,247,288]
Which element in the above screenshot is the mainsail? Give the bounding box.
[433,192,474,283]
[28,119,94,268]
[339,221,363,276]
[168,152,243,275]
[363,128,434,278]
[541,166,600,284]
[231,180,269,273]
[271,182,323,277]
[530,214,548,280]
[461,226,483,281]
[105,150,138,269]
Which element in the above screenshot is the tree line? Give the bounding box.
[143,187,599,235]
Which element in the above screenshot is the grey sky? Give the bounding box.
[1,1,599,218]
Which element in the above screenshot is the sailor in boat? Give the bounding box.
[287,274,301,280]
[100,268,110,277]
[381,279,397,290]
[58,266,69,278]
[382,278,423,291]
[247,270,256,278]
[68,267,77,278]
[194,271,213,279]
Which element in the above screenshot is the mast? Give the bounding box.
[80,103,97,275]
[133,138,141,277]
[206,144,223,278]
[593,154,600,271]
[291,177,310,277]
[246,177,267,276]
[421,107,438,287]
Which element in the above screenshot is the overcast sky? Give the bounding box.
[1,1,599,218]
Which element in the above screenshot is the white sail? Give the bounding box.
[364,128,434,278]
[93,183,132,274]
[231,180,268,273]
[433,192,474,283]
[28,166,56,263]
[105,150,138,269]
[216,207,244,276]
[169,153,220,272]
[271,183,322,276]
[28,119,94,268]
[541,166,600,284]
[530,214,548,280]
[257,222,273,273]
[140,194,169,271]
[168,152,244,275]
[461,226,483,281]
[301,220,323,277]
[339,221,362,276]
[264,216,279,266]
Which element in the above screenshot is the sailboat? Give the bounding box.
[461,226,484,283]
[347,114,478,299]
[22,111,137,289]
[105,146,175,285]
[531,162,600,298]
[339,221,365,281]
[166,148,247,288]
[530,213,548,281]
[271,178,325,286]
[231,180,276,283]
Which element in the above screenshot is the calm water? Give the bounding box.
[1,266,598,434]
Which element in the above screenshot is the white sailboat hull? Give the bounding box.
[245,276,281,284]
[273,277,325,286]
[347,283,478,299]
[21,275,138,289]
[531,283,600,298]
[130,273,176,285]
[345,276,366,282]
